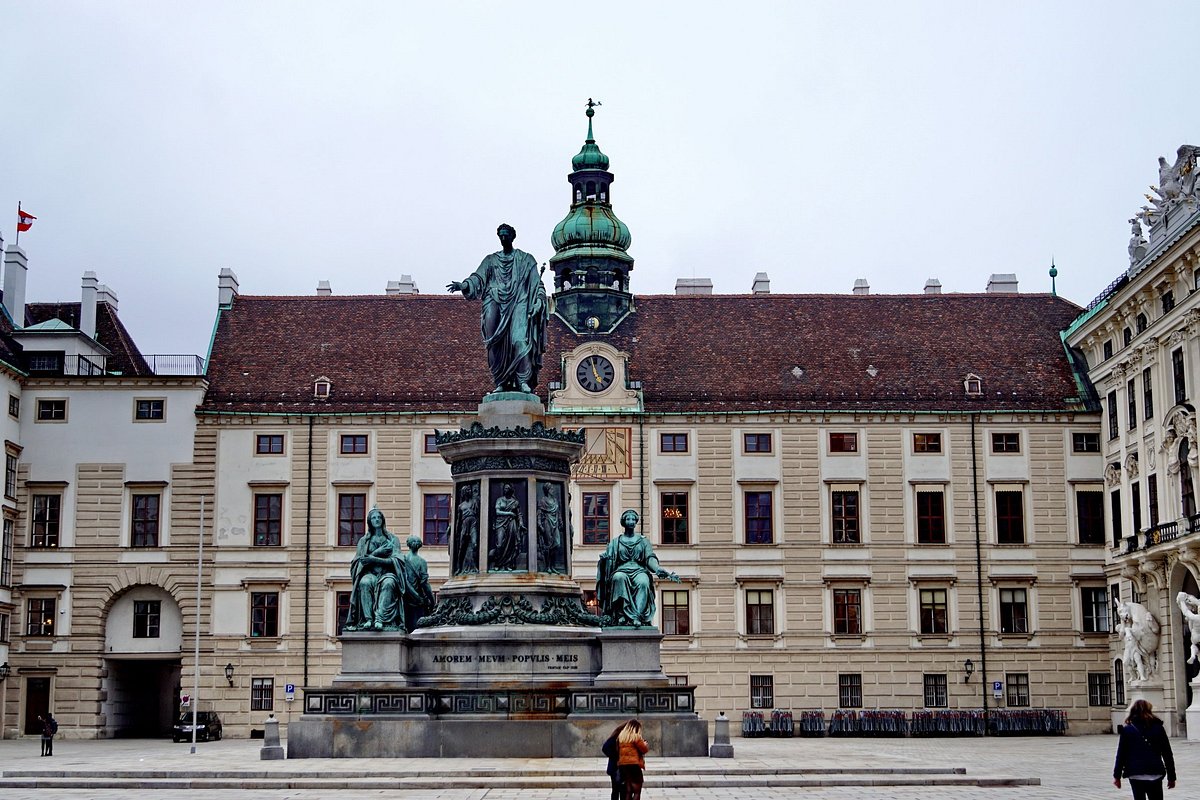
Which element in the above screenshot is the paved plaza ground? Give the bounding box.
[0,733,1193,799]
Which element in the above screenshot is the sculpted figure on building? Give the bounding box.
[597,509,680,627]
[453,483,480,575]
[448,223,548,394]
[401,535,436,632]
[1116,601,1160,684]
[489,482,526,571]
[345,508,406,631]
[1177,592,1200,665]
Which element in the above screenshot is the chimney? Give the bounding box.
[386,274,419,295]
[675,277,713,295]
[81,271,99,339]
[986,273,1019,294]
[316,280,332,296]
[3,246,28,327]
[852,278,870,295]
[924,278,942,295]
[218,268,240,306]
[97,284,119,312]
[751,272,770,294]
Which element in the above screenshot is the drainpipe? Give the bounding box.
[303,415,314,686]
[638,415,646,523]
[970,413,989,732]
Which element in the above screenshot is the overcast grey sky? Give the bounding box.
[3,2,1199,358]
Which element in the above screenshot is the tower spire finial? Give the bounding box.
[585,98,600,142]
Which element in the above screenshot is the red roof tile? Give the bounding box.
[201,293,1088,414]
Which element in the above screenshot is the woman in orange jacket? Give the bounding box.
[616,718,649,800]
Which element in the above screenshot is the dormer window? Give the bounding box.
[964,374,982,396]
[313,377,332,400]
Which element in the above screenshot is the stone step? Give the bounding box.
[1,766,967,778]
[0,772,1038,790]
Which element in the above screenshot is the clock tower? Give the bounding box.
[549,100,635,334]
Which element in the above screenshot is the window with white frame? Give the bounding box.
[661,589,690,635]
[745,588,774,635]
[1081,586,1109,633]
[749,674,774,709]
[923,674,948,707]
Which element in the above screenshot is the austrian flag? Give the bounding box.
[17,208,36,232]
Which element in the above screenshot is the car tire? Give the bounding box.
[214,729,221,741]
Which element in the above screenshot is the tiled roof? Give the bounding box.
[202,293,1089,415]
[25,302,153,376]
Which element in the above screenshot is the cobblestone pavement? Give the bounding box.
[0,733,1194,799]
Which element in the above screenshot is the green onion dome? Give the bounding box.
[551,205,632,257]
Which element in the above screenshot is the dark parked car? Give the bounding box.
[172,711,223,742]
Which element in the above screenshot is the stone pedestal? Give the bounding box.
[335,632,409,685]
[595,628,669,686]
[259,715,285,760]
[1129,684,1178,736]
[1187,677,1200,741]
[709,712,734,758]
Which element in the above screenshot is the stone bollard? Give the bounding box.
[709,711,734,758]
[260,714,285,760]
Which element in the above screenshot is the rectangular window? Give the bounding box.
[1163,290,1176,313]
[838,674,863,708]
[1148,474,1160,527]
[916,489,946,544]
[1082,587,1110,633]
[991,432,1020,453]
[4,454,15,498]
[745,589,774,635]
[1076,490,1104,545]
[1072,432,1100,453]
[0,612,8,644]
[251,677,274,711]
[133,599,161,638]
[254,494,283,546]
[923,674,948,708]
[1143,367,1154,421]
[26,597,55,636]
[135,399,164,420]
[1111,582,1123,632]
[8,395,18,419]
[919,588,948,635]
[1006,673,1030,707]
[250,591,279,637]
[1126,379,1137,430]
[831,489,860,544]
[1103,339,1114,360]
[255,434,284,455]
[660,491,689,545]
[744,491,773,544]
[661,589,690,635]
[582,492,610,545]
[833,588,862,635]
[1131,481,1142,534]
[660,432,688,453]
[36,399,66,421]
[1115,662,1126,706]
[749,674,774,709]
[0,518,12,587]
[1108,391,1119,439]
[913,432,942,453]
[1174,348,1188,404]
[337,493,366,547]
[131,493,161,547]
[423,493,451,546]
[340,434,368,455]
[829,432,858,453]
[423,433,439,454]
[335,591,352,635]
[1111,489,1123,546]
[743,432,772,453]
[999,588,1028,634]
[1088,672,1112,706]
[995,489,1025,544]
[30,494,61,548]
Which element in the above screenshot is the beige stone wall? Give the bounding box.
[4,409,1115,738]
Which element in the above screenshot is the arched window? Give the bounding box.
[1136,313,1148,333]
[1181,438,1195,518]
[586,181,596,198]
[1114,659,1126,706]
[1123,327,1133,347]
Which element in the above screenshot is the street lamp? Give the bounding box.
[962,658,975,683]
[0,662,10,682]
[224,662,235,686]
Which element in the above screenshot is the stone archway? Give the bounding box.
[1169,563,1200,736]
[102,584,184,737]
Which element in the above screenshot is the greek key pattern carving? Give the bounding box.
[304,687,696,717]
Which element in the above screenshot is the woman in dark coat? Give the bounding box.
[1113,699,1177,799]
[601,721,627,800]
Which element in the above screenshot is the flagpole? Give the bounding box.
[15,201,20,247]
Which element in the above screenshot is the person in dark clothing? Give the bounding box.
[39,713,57,756]
[601,721,627,800]
[1113,699,1177,800]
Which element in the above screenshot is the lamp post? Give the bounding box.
[963,658,975,683]
[225,663,235,687]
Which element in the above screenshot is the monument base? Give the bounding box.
[1127,684,1181,737]
[1186,677,1200,741]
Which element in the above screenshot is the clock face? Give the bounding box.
[576,355,615,392]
